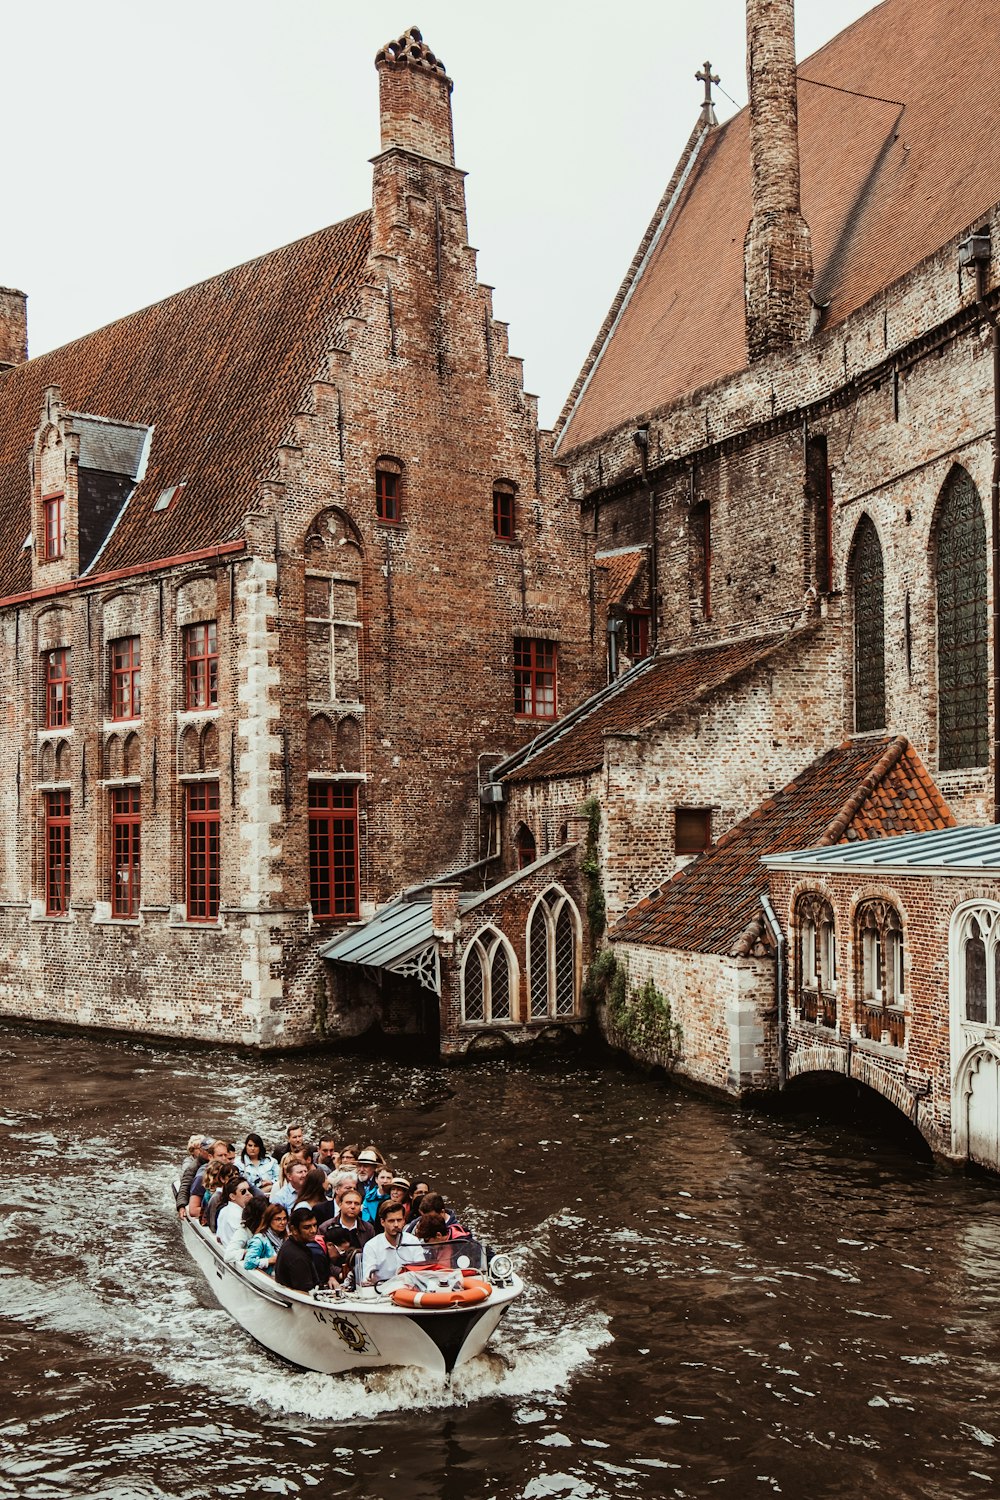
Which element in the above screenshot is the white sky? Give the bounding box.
[6,1,874,426]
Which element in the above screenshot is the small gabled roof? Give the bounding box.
[597,546,646,605]
[612,735,954,957]
[501,631,791,785]
[558,0,1000,453]
[0,212,372,596]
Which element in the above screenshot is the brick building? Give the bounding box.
[458,0,1000,1139]
[0,28,600,1048]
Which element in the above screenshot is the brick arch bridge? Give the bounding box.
[786,1043,945,1156]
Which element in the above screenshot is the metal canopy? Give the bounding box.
[762,824,1000,875]
[320,892,482,996]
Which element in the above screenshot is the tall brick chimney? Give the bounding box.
[743,0,813,361]
[0,287,27,371]
[375,26,454,166]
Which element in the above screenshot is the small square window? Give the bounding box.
[675,808,711,856]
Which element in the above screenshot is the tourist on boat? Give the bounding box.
[270,1158,310,1210]
[185,1140,231,1218]
[314,1136,339,1174]
[278,1123,317,1163]
[328,1169,359,1211]
[188,1155,230,1222]
[239,1133,280,1192]
[412,1211,451,1244]
[292,1167,338,1229]
[175,1135,212,1215]
[216,1177,256,1246]
[274,1207,332,1292]
[333,1188,375,1253]
[362,1167,395,1224]
[338,1145,359,1169]
[406,1192,464,1234]
[205,1164,240,1233]
[322,1225,357,1286]
[223,1197,266,1266]
[387,1176,412,1213]
[360,1202,409,1284]
[243,1204,288,1275]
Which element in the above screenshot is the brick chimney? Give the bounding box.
[743,0,813,361]
[375,26,454,166]
[431,882,461,940]
[0,287,27,371]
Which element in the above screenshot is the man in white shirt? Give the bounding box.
[360,1203,408,1285]
[270,1160,309,1210]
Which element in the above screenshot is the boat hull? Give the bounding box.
[182,1217,521,1376]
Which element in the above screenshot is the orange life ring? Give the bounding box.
[390,1277,491,1309]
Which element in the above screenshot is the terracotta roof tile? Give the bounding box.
[611,734,954,955]
[560,0,1000,450]
[0,212,373,595]
[597,547,646,605]
[503,631,790,784]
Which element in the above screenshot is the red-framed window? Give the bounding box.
[110,636,141,720]
[493,482,516,540]
[625,610,650,661]
[514,638,557,720]
[186,782,220,922]
[42,493,64,561]
[309,781,359,920]
[375,461,402,524]
[183,621,219,710]
[111,786,141,918]
[45,790,71,915]
[44,648,72,728]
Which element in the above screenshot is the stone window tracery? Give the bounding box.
[527,886,580,1020]
[851,514,886,733]
[935,466,987,771]
[952,904,1000,1027]
[855,899,905,1047]
[795,892,837,1027]
[461,926,516,1025]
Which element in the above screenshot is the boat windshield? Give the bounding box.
[398,1235,487,1274]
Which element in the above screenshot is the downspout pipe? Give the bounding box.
[967,239,1000,824]
[633,426,658,651]
[759,890,787,1090]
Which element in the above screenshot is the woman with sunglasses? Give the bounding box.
[216,1176,256,1247]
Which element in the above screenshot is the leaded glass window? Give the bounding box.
[936,467,987,771]
[461,927,516,1025]
[852,515,886,733]
[527,886,581,1020]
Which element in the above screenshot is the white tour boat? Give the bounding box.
[180,1213,524,1376]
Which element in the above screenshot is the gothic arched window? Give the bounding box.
[855,899,905,1048]
[527,886,581,1019]
[951,904,1000,1027]
[851,515,886,733]
[461,927,516,1025]
[935,467,987,771]
[795,892,837,1028]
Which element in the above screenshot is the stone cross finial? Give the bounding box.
[696,61,720,125]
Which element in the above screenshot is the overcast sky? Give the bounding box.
[7,0,875,425]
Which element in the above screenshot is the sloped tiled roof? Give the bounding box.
[612,734,954,956]
[0,212,372,596]
[559,0,1000,451]
[502,631,790,784]
[597,547,646,605]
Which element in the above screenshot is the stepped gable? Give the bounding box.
[558,0,1000,452]
[612,734,955,957]
[502,631,790,784]
[0,211,372,598]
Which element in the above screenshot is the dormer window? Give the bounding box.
[375,457,403,524]
[43,493,64,561]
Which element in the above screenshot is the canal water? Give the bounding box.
[2,1021,1000,1499]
